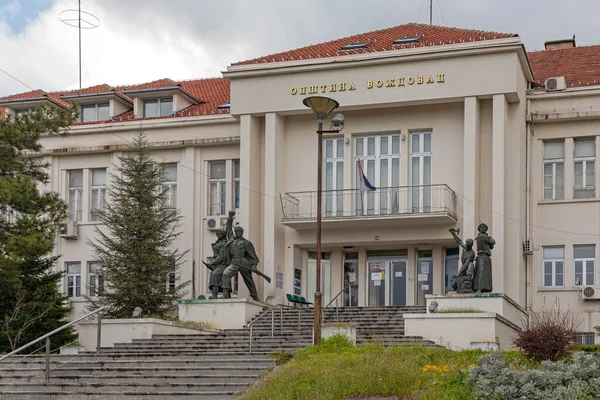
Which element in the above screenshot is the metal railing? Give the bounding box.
[0,306,107,382]
[281,184,456,220]
[246,304,300,353]
[321,283,353,324]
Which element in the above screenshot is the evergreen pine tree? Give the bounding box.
[0,105,77,352]
[89,132,188,319]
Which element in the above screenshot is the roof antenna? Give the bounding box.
[60,1,100,89]
[429,0,433,25]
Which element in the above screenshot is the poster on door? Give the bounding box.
[370,263,385,271]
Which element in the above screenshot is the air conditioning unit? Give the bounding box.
[581,286,600,300]
[206,218,221,231]
[58,221,78,239]
[522,239,533,255]
[545,76,566,92]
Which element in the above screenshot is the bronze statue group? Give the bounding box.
[449,224,496,294]
[204,211,270,302]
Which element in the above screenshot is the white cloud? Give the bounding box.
[0,1,21,20]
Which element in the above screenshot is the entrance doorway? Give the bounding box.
[367,257,407,306]
[416,250,433,306]
[343,252,359,307]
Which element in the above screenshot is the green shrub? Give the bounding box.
[469,351,600,399]
[575,344,600,353]
[271,351,293,366]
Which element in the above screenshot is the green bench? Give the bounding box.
[286,293,313,307]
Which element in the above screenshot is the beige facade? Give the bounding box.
[4,26,600,340]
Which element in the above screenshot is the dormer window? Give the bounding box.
[143,98,173,118]
[80,103,109,123]
[15,108,34,118]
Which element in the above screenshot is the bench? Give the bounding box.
[286,293,313,307]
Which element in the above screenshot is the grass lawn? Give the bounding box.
[238,336,532,400]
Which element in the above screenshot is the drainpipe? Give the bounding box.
[525,90,533,312]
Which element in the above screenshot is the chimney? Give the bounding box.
[545,35,576,51]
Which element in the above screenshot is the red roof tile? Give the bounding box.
[233,23,518,66]
[0,77,230,124]
[528,45,600,88]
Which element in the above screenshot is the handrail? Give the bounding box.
[246,303,297,353]
[283,184,453,196]
[322,283,352,325]
[0,305,108,381]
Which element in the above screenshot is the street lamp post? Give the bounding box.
[302,96,344,345]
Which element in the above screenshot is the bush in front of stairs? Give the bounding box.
[468,351,600,400]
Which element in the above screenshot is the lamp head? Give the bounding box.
[330,113,345,131]
[303,96,339,121]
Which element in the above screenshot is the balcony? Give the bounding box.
[280,184,457,229]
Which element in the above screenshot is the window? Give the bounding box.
[80,103,109,122]
[15,108,33,118]
[161,164,177,209]
[68,170,83,221]
[444,247,460,294]
[574,245,595,286]
[543,141,565,200]
[143,98,173,118]
[411,132,432,212]
[574,139,595,199]
[209,161,226,215]
[307,252,331,305]
[167,272,176,293]
[393,35,423,45]
[341,41,370,50]
[355,134,401,215]
[90,169,107,221]
[88,262,104,297]
[576,332,595,345]
[543,246,564,287]
[233,160,240,210]
[324,138,344,217]
[66,262,81,297]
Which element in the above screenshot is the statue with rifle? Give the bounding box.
[204,210,235,299]
[205,211,271,302]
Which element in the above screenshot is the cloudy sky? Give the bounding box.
[0,0,598,96]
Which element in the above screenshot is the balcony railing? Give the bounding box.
[280,184,456,221]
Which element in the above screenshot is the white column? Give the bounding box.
[463,97,480,241]
[179,146,196,298]
[239,114,262,299]
[263,113,285,301]
[492,94,507,294]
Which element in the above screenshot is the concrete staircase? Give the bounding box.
[0,305,434,399]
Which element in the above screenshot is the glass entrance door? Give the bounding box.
[416,251,433,306]
[343,253,359,307]
[368,259,407,306]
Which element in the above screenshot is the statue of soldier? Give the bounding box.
[207,211,235,299]
[219,225,260,302]
[449,228,475,294]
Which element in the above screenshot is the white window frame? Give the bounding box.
[80,103,109,123]
[410,131,432,212]
[90,168,107,221]
[88,262,104,297]
[233,160,240,210]
[354,134,401,215]
[68,170,83,222]
[574,245,595,286]
[324,137,344,217]
[161,164,177,210]
[143,98,173,118]
[574,139,595,199]
[209,161,227,216]
[543,141,565,200]
[543,246,565,287]
[66,262,82,298]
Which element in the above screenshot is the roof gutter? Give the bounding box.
[60,91,133,104]
[0,96,69,109]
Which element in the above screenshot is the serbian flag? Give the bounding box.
[357,159,376,191]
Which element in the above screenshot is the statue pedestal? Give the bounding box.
[404,293,526,350]
[178,298,265,330]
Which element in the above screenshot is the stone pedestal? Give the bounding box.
[178,298,265,329]
[321,323,357,345]
[404,293,526,350]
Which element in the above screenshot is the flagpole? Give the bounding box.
[358,159,365,215]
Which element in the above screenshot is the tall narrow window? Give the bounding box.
[543,246,564,287]
[444,247,460,294]
[90,168,107,221]
[307,252,331,305]
[324,138,344,217]
[88,262,104,297]
[543,141,565,200]
[161,164,177,209]
[66,262,82,297]
[411,132,432,212]
[574,245,595,286]
[574,139,595,199]
[68,170,83,221]
[167,272,176,293]
[354,134,400,215]
[233,160,240,210]
[209,161,226,215]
